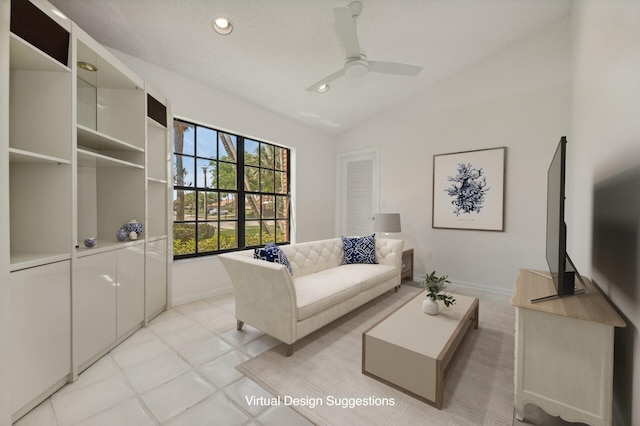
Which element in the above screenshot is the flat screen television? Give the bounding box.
[545,136,576,296]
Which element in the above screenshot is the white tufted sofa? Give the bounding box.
[219,237,404,355]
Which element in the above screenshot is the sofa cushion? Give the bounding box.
[338,264,398,291]
[254,243,292,274]
[295,269,362,321]
[341,234,377,265]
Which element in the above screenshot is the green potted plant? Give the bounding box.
[422,271,456,315]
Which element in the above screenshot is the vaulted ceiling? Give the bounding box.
[48,0,571,135]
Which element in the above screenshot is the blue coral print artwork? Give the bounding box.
[432,147,505,231]
[445,162,490,216]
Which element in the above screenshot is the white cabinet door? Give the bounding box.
[116,245,144,338]
[145,238,167,321]
[74,251,117,367]
[10,261,71,415]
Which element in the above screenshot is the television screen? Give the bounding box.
[546,136,575,296]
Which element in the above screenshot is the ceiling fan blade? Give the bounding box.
[368,61,423,76]
[305,68,346,92]
[333,7,361,59]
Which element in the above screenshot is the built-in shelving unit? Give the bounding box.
[75,26,146,250]
[2,1,171,421]
[6,0,73,421]
[8,5,72,272]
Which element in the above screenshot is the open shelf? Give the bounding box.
[77,148,144,169]
[78,125,144,153]
[147,115,167,130]
[10,253,72,272]
[76,239,144,258]
[9,148,70,165]
[146,117,168,182]
[9,51,72,161]
[9,162,72,265]
[9,33,70,73]
[76,35,145,152]
[147,177,168,184]
[77,38,141,91]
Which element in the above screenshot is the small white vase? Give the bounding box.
[422,297,439,315]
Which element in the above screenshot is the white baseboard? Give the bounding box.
[412,276,513,296]
[451,278,514,296]
[171,285,233,307]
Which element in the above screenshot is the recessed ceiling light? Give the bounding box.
[212,17,233,35]
[316,84,329,93]
[78,61,97,72]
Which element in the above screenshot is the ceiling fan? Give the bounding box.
[306,1,423,93]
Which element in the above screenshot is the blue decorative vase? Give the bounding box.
[123,220,143,237]
[116,228,127,241]
[84,237,97,248]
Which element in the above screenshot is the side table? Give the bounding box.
[401,249,413,283]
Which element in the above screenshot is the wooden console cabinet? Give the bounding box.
[510,269,625,426]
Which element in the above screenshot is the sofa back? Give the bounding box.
[279,238,343,277]
[227,237,403,279]
[280,237,403,278]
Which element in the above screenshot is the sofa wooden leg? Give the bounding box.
[285,344,293,356]
[236,320,244,331]
[394,285,398,293]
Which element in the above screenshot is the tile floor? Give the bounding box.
[15,283,574,426]
[15,293,313,426]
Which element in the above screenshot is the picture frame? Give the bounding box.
[432,147,506,231]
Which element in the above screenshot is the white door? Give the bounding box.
[337,148,379,236]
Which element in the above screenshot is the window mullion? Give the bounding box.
[237,136,246,248]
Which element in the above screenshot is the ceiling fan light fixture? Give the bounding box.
[344,58,369,78]
[316,84,329,93]
[213,17,233,35]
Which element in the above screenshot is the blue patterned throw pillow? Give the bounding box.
[254,243,293,274]
[341,234,378,265]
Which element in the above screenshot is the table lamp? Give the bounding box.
[373,213,401,235]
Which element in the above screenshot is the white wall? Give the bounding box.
[336,17,572,293]
[110,50,336,305]
[570,1,640,424]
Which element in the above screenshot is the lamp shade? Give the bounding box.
[373,213,401,233]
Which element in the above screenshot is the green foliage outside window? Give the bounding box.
[173,224,287,256]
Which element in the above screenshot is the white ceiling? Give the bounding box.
[47,0,571,135]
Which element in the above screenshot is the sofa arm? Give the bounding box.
[219,253,297,344]
[376,238,404,269]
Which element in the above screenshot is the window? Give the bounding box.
[172,119,290,258]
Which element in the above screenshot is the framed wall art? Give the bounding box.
[432,147,506,231]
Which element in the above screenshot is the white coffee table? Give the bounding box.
[362,291,479,408]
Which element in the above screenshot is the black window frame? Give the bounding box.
[172,118,291,259]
